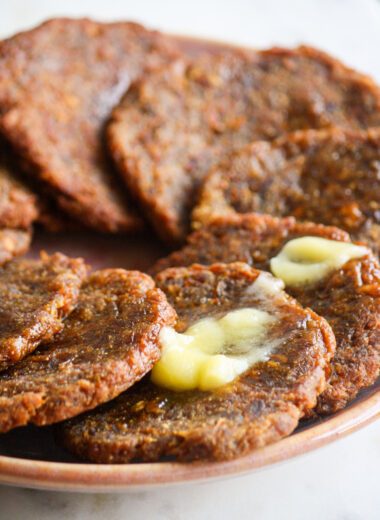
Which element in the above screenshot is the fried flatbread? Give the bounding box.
[61,262,334,462]
[107,47,380,244]
[0,18,179,232]
[0,268,176,432]
[35,199,83,233]
[193,127,380,255]
[151,214,380,415]
[0,252,87,372]
[0,228,32,264]
[0,143,38,229]
[0,140,80,232]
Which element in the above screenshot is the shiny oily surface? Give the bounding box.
[0,224,377,491]
[61,262,334,464]
[0,28,379,489]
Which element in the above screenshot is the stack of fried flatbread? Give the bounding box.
[0,18,378,463]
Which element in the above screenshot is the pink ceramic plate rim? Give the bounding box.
[0,384,378,492]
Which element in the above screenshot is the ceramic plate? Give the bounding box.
[0,31,379,493]
[0,230,377,491]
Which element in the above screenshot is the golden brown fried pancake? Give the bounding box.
[151,213,380,415]
[193,128,380,256]
[0,268,176,432]
[60,262,334,462]
[0,143,38,229]
[0,228,32,265]
[107,47,380,244]
[0,18,179,232]
[0,252,87,371]
[0,140,81,233]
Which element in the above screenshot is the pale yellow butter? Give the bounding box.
[151,307,275,392]
[270,236,368,286]
[245,271,284,297]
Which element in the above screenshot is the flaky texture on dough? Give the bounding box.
[0,252,87,371]
[108,46,380,244]
[0,268,176,432]
[61,262,334,462]
[151,213,380,415]
[0,18,179,232]
[0,228,32,265]
[193,127,380,256]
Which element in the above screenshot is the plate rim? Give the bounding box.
[0,384,378,492]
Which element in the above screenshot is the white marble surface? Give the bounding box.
[0,0,379,518]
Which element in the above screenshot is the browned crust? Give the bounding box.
[0,268,176,432]
[0,228,32,264]
[0,140,81,232]
[295,254,380,416]
[60,262,335,462]
[0,142,39,229]
[35,198,84,233]
[0,18,179,232]
[150,213,351,275]
[192,127,380,255]
[107,46,380,244]
[149,213,380,415]
[0,252,87,371]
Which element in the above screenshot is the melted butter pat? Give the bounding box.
[151,308,275,392]
[270,236,368,286]
[245,271,284,297]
